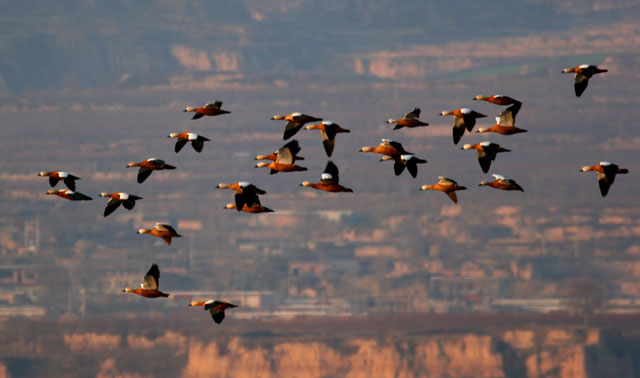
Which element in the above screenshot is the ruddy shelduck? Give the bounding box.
[439,108,487,144]
[380,154,427,178]
[562,65,607,97]
[122,263,169,298]
[168,132,211,153]
[474,95,522,126]
[217,182,267,195]
[137,223,181,245]
[462,142,510,173]
[386,107,429,130]
[473,94,520,106]
[231,183,269,210]
[300,161,353,193]
[255,140,304,162]
[360,138,412,157]
[479,174,524,192]
[255,140,308,174]
[126,158,176,184]
[580,162,628,197]
[188,299,238,324]
[271,112,322,140]
[224,190,273,213]
[305,121,351,157]
[420,177,467,204]
[39,171,81,191]
[100,192,143,217]
[46,189,92,201]
[184,101,230,120]
[476,115,528,135]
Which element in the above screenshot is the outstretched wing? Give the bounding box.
[446,191,459,204]
[210,310,226,324]
[320,130,335,157]
[404,107,421,119]
[155,223,178,234]
[191,140,204,153]
[191,112,205,120]
[283,122,303,140]
[204,101,222,109]
[574,73,590,97]
[597,172,610,197]
[497,102,521,126]
[104,198,121,217]
[276,143,294,165]
[452,118,466,145]
[49,177,60,187]
[62,177,77,191]
[142,263,160,290]
[137,168,153,183]
[282,140,302,158]
[323,161,340,184]
[175,139,188,153]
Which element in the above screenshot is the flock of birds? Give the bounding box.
[36,64,628,325]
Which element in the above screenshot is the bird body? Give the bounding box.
[126,158,176,183]
[100,192,143,217]
[168,132,210,153]
[386,107,429,129]
[462,142,510,173]
[123,263,169,298]
[473,94,520,106]
[421,177,467,203]
[440,108,487,144]
[305,121,350,157]
[184,101,230,119]
[580,162,628,197]
[137,223,181,245]
[300,161,353,192]
[189,299,238,324]
[255,140,307,174]
[272,112,322,140]
[380,154,427,178]
[46,189,92,201]
[479,174,524,191]
[39,171,81,191]
[360,138,411,157]
[562,65,607,97]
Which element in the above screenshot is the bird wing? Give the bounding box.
[175,139,188,153]
[155,224,177,234]
[48,176,60,187]
[438,177,454,186]
[320,130,335,157]
[242,191,262,208]
[477,155,492,174]
[137,168,153,183]
[191,112,205,120]
[62,177,77,191]
[404,107,421,119]
[386,140,407,154]
[461,114,477,132]
[393,160,405,176]
[602,165,617,187]
[323,161,340,183]
[574,73,590,97]
[452,118,466,145]
[497,102,521,126]
[446,191,459,204]
[283,122,303,140]
[209,310,226,324]
[142,264,160,290]
[406,160,419,178]
[122,199,137,210]
[276,144,294,165]
[104,198,121,217]
[234,192,245,212]
[191,139,204,153]
[204,101,222,109]
[597,172,611,197]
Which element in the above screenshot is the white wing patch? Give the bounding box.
[118,192,129,200]
[291,112,302,117]
[480,141,491,147]
[492,174,509,180]
[58,171,69,177]
[238,181,250,187]
[600,161,612,166]
[321,173,333,181]
[400,154,414,161]
[322,120,333,125]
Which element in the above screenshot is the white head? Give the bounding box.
[168,132,180,138]
[39,171,49,176]
[256,162,269,168]
[462,144,473,150]
[184,106,196,112]
[100,192,110,197]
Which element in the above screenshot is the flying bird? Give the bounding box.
[439,108,487,144]
[562,65,608,97]
[580,162,628,197]
[462,142,511,173]
[168,132,211,153]
[300,161,353,192]
[39,171,81,191]
[217,182,267,195]
[255,140,308,174]
[224,190,274,213]
[100,192,143,217]
[255,140,304,162]
[479,174,524,192]
[380,154,427,178]
[305,121,351,157]
[476,115,528,135]
[122,263,169,298]
[473,94,520,106]
[46,189,92,201]
[386,107,429,130]
[188,299,238,324]
[184,101,230,120]
[137,223,181,245]
[420,177,467,204]
[271,112,322,140]
[360,138,412,157]
[126,158,176,184]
